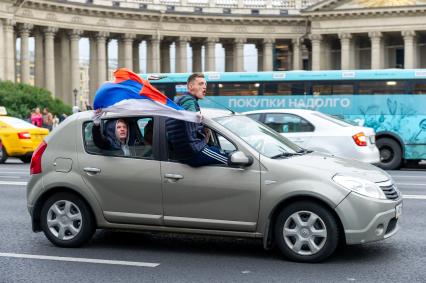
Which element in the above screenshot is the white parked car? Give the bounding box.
[243,109,380,164]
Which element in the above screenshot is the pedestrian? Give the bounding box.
[166,73,228,167]
[31,107,43,127]
[42,107,53,131]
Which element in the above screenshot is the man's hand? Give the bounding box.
[92,109,103,126]
[204,128,212,144]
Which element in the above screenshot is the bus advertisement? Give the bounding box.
[141,70,426,170]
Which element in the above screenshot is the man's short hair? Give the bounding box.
[187,73,205,85]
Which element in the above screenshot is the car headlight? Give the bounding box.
[332,175,387,199]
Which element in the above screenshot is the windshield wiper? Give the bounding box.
[270,152,303,159]
[296,149,314,154]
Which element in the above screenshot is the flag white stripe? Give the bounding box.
[203,148,228,163]
[103,99,201,123]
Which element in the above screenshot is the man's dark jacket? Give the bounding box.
[166,94,206,160]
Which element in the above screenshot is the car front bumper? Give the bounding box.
[335,192,402,245]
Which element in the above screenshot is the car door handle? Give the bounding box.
[164,173,184,180]
[83,167,101,174]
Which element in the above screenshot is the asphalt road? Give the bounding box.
[0,159,425,282]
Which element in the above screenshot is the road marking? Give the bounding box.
[0,181,27,186]
[0,176,22,179]
[403,195,426,200]
[0,252,160,268]
[396,183,426,186]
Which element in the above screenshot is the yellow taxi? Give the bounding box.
[0,107,49,163]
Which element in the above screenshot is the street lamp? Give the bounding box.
[73,88,78,106]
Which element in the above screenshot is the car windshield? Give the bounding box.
[0,117,36,129]
[214,115,303,158]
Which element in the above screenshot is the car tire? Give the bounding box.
[0,147,8,164]
[40,192,95,247]
[19,156,32,163]
[376,138,402,170]
[274,201,339,263]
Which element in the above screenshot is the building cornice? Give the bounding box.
[302,5,426,19]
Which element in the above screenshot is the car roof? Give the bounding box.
[74,108,236,122]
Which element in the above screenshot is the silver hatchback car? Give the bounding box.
[27,111,402,263]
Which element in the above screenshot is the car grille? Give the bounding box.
[379,184,400,200]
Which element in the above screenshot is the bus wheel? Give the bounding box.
[376,138,402,170]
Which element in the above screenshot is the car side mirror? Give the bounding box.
[229,151,253,167]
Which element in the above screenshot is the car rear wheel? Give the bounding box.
[376,138,402,170]
[0,147,8,164]
[40,192,95,247]
[274,201,339,263]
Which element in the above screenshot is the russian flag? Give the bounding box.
[93,68,200,123]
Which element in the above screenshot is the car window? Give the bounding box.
[312,112,354,127]
[246,113,262,121]
[264,113,315,133]
[83,117,154,159]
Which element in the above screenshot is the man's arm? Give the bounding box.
[92,124,111,150]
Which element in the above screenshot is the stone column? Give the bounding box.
[176,36,189,73]
[191,42,202,72]
[309,34,322,71]
[160,41,171,73]
[205,37,218,72]
[117,38,124,68]
[34,29,44,87]
[292,38,303,70]
[146,39,153,72]
[255,43,262,71]
[0,20,4,80]
[233,38,246,72]
[70,29,82,105]
[224,43,234,72]
[89,36,97,103]
[19,23,33,84]
[133,40,140,73]
[96,31,109,87]
[262,38,275,71]
[4,20,15,82]
[369,31,383,69]
[123,33,135,70]
[59,32,70,104]
[339,33,353,70]
[151,35,161,73]
[402,30,417,69]
[44,27,58,96]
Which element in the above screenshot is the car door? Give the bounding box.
[263,113,315,148]
[77,116,163,226]
[160,126,261,232]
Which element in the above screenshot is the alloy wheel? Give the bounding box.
[282,210,327,256]
[46,200,82,241]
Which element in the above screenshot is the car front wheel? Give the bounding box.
[40,192,95,247]
[274,201,339,263]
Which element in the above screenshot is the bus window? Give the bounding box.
[358,80,408,95]
[311,82,354,95]
[414,81,426,94]
[218,82,260,96]
[264,82,306,96]
[153,83,176,99]
[207,83,219,96]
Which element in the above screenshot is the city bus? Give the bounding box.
[141,69,426,170]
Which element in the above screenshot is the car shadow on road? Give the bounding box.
[88,229,398,263]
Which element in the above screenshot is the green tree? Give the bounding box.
[0,81,72,119]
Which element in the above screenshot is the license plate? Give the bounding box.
[395,203,402,219]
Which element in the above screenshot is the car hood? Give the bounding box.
[280,152,389,183]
